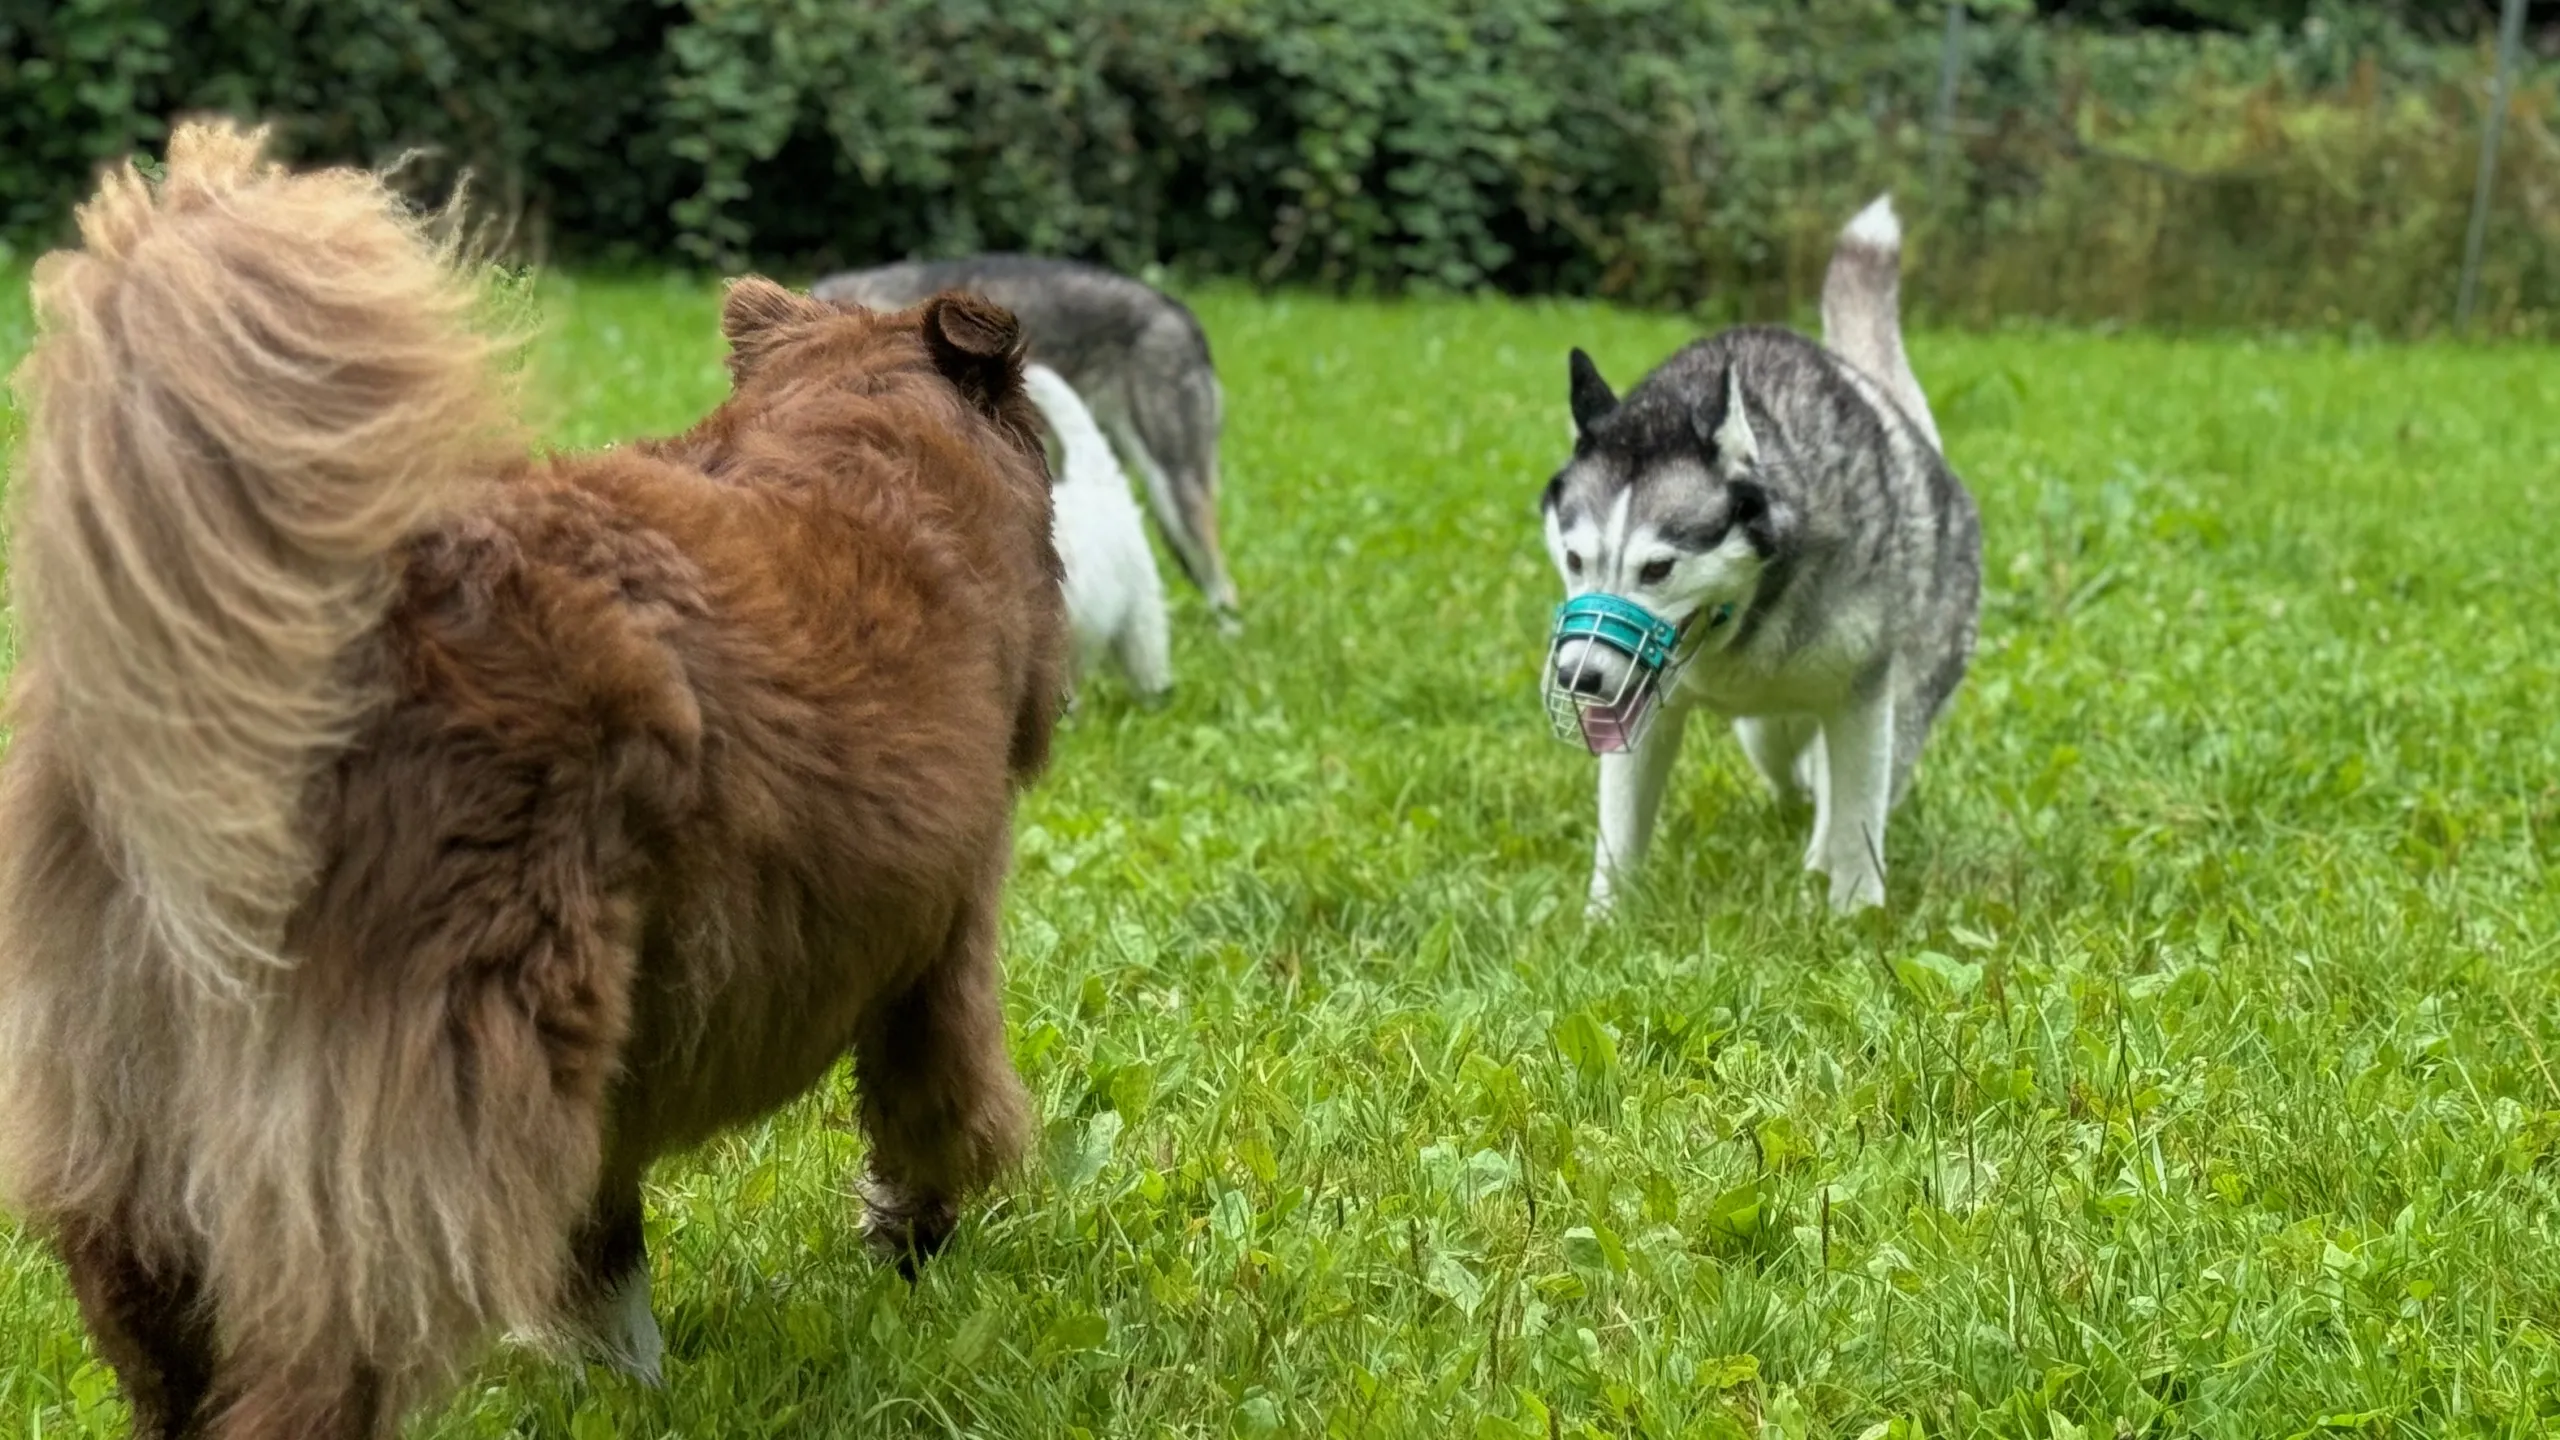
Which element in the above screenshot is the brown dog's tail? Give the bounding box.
[9,119,516,996]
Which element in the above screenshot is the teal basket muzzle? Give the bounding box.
[1544,593,1686,755]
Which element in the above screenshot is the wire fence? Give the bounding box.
[2458,0,2533,331]
[1912,0,2545,337]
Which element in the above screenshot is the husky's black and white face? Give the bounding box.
[1541,348,1787,701]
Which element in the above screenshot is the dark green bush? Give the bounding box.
[656,0,1953,300]
[2,0,682,259]
[3,0,2551,336]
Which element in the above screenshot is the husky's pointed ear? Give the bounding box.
[1568,348,1617,436]
[1700,366,1760,476]
[721,276,832,376]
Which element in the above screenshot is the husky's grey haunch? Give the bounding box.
[1542,195,1980,915]
[815,255,1238,624]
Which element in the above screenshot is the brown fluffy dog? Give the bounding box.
[0,121,1065,1436]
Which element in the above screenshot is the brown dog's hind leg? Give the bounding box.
[202,1354,387,1440]
[61,1223,389,1440]
[852,889,1032,1274]
[57,1221,219,1439]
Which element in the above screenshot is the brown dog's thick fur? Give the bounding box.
[0,122,1065,1436]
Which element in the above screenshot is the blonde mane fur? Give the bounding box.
[8,120,516,997]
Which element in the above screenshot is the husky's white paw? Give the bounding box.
[1584,874,1619,921]
[1827,866,1886,915]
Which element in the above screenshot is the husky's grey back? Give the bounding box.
[1651,329,1979,744]
[1566,320,1979,789]
[814,255,1213,385]
[812,255,1238,616]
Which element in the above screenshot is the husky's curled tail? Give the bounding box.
[1,121,535,1426]
[1821,196,1942,454]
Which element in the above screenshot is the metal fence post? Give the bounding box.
[1929,2,1968,196]
[2457,0,2530,335]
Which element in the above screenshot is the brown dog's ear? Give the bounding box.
[721,276,831,373]
[920,290,1026,416]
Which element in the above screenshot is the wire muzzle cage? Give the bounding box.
[1543,593,1687,755]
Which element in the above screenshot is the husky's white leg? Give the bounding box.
[1735,714,1816,808]
[1802,729,1833,873]
[1115,581,1174,702]
[1812,688,1893,913]
[1588,706,1690,917]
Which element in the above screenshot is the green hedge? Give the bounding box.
[4,0,2550,335]
[2,0,686,258]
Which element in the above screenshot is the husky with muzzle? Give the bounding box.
[1541,195,1980,915]
[815,255,1239,627]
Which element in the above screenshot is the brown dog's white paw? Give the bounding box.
[545,1262,663,1387]
[858,1174,959,1276]
[593,1265,666,1387]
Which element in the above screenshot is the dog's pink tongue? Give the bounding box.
[1579,692,1652,754]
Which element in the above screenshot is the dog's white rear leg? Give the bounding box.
[1735,714,1817,809]
[1802,731,1833,873]
[1588,706,1690,917]
[1114,587,1174,703]
[1813,688,1893,913]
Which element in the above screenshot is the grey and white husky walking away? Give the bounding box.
[1022,362,1174,703]
[1542,196,1980,915]
[815,255,1238,624]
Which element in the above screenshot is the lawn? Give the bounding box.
[2,271,2558,1439]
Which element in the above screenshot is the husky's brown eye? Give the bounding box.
[1566,552,1584,575]
[1638,558,1674,585]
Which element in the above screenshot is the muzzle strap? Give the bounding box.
[1551,593,1682,668]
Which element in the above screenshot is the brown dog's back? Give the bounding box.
[0,122,1061,1436]
[357,323,1056,1154]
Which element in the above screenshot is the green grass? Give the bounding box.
[4,271,2560,1439]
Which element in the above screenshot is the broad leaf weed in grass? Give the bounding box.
[1,272,2558,1437]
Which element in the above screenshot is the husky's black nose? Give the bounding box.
[1564,660,1615,697]
[1546,638,1628,696]
[1550,637,1629,700]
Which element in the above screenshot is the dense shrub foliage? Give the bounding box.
[2,1,682,255]
[3,0,2550,333]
